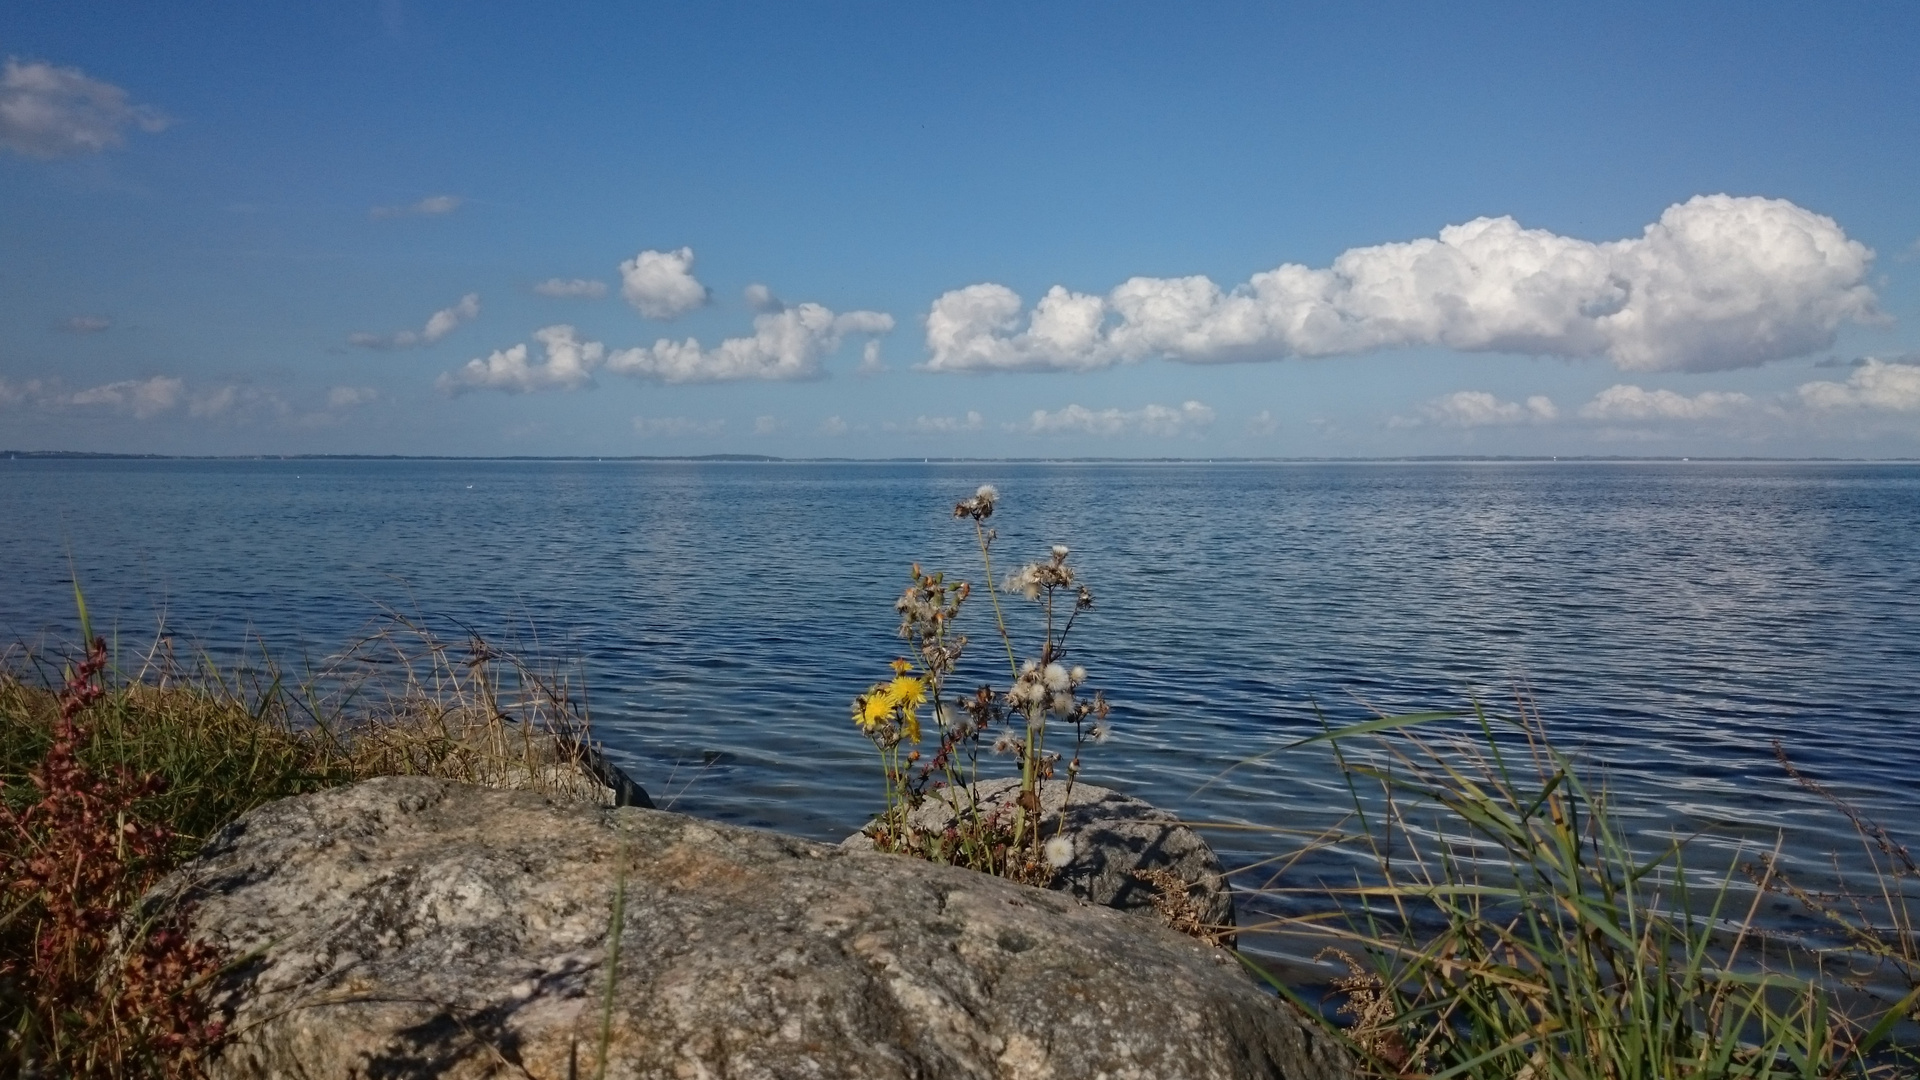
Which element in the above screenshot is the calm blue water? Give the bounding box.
[4,458,1918,918]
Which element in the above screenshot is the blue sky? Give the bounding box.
[3,1,1917,457]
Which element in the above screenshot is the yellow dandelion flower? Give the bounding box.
[886,674,927,743]
[890,675,927,708]
[858,689,895,729]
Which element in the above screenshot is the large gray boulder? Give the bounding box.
[845,777,1236,940]
[150,776,1350,1080]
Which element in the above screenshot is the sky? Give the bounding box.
[3,1,1918,458]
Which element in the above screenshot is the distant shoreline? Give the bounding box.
[3,450,1917,464]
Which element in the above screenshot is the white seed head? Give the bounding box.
[1051,544,1070,560]
[976,484,998,501]
[1069,665,1087,686]
[1044,834,1075,868]
[1043,663,1071,692]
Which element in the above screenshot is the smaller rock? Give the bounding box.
[845,776,1235,938]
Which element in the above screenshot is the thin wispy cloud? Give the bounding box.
[1398,391,1559,428]
[925,195,1877,376]
[1578,385,1755,422]
[59,315,111,334]
[620,247,709,319]
[0,375,291,422]
[351,294,480,349]
[0,58,169,159]
[327,386,378,409]
[533,278,609,299]
[369,194,463,220]
[883,411,984,434]
[66,376,186,418]
[634,415,726,437]
[1009,400,1216,437]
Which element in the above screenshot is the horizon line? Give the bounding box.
[6,450,1918,465]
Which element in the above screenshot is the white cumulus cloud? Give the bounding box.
[604,305,894,384]
[1796,359,1920,412]
[370,194,463,219]
[820,415,850,436]
[1011,400,1216,437]
[438,324,604,394]
[925,195,1876,375]
[1578,384,1755,421]
[620,247,709,319]
[0,58,169,159]
[351,294,480,349]
[533,278,608,299]
[1406,391,1560,428]
[443,298,894,392]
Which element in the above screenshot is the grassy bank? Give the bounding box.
[0,621,610,1078]
[5,621,1917,1077]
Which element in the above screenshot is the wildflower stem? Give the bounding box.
[974,519,1018,680]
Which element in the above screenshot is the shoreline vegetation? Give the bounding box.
[6,489,1918,1077]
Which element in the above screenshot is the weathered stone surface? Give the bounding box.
[845,777,1236,936]
[152,776,1350,1080]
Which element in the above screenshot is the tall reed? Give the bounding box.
[1238,702,1920,1079]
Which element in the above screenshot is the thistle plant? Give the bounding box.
[851,486,1110,883]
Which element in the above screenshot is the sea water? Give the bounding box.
[4,458,1917,925]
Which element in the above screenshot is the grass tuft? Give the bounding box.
[1238,700,1920,1079]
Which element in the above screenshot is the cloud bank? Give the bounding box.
[351,294,480,349]
[620,247,709,319]
[0,58,169,158]
[925,195,1876,375]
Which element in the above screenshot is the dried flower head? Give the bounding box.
[1044,834,1076,868]
[953,484,999,521]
